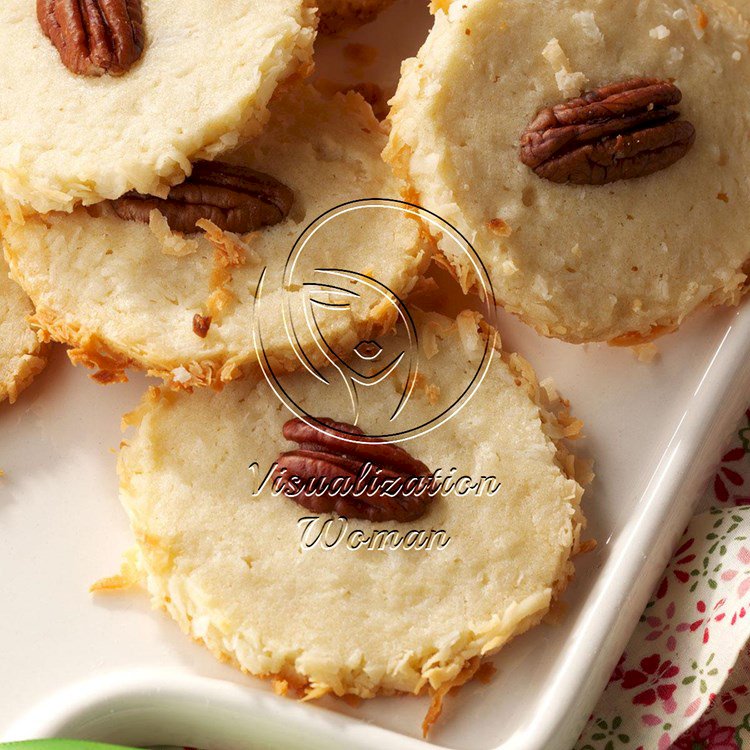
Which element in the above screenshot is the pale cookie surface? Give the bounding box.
[0,259,46,405]
[317,0,394,33]
[118,309,585,699]
[0,0,316,216]
[386,0,750,343]
[3,85,427,388]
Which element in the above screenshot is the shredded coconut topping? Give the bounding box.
[542,38,588,97]
[171,366,191,384]
[649,25,671,39]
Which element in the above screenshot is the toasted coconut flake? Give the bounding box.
[609,324,676,347]
[198,219,251,324]
[456,310,482,354]
[422,656,483,737]
[573,457,596,487]
[539,377,559,403]
[206,286,237,322]
[197,218,253,268]
[578,538,598,554]
[67,339,130,384]
[302,683,331,701]
[272,679,289,697]
[632,342,659,362]
[121,389,158,430]
[90,548,142,593]
[149,210,199,257]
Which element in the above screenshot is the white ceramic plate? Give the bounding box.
[2,3,750,748]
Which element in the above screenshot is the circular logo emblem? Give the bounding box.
[253,199,496,443]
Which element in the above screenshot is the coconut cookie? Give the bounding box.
[0,259,47,405]
[3,85,428,388]
[117,308,586,727]
[385,0,750,344]
[0,0,317,216]
[317,0,394,33]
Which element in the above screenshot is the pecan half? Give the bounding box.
[110,161,294,234]
[37,0,145,77]
[275,417,435,522]
[520,78,696,185]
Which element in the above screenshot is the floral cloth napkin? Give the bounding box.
[577,408,750,750]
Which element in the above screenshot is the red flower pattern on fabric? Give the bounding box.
[714,448,746,504]
[671,716,739,749]
[644,601,679,652]
[715,684,749,715]
[684,598,728,644]
[577,411,750,750]
[607,653,627,687]
[651,538,697,603]
[621,654,679,709]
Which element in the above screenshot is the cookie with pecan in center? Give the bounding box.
[0,0,316,215]
[3,85,428,388]
[385,0,750,344]
[116,308,586,732]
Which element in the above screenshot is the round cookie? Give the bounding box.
[2,85,428,388]
[0,0,316,216]
[317,0,394,33]
[0,259,47,405]
[385,0,750,344]
[118,309,586,707]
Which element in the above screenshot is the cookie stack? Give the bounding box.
[1,0,747,738]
